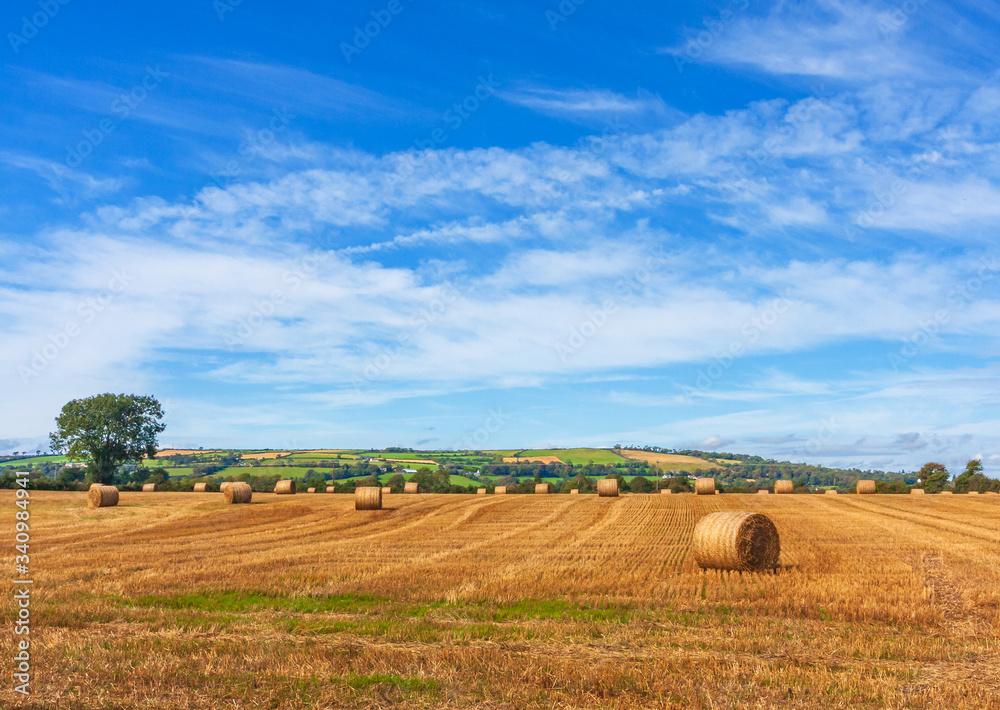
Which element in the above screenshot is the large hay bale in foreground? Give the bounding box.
[88,485,119,508]
[477,488,487,495]
[825,489,838,495]
[193,482,208,492]
[404,481,419,494]
[274,479,296,495]
[695,478,716,496]
[856,480,876,494]
[535,483,551,494]
[774,480,793,495]
[224,481,252,504]
[142,483,158,492]
[326,486,336,493]
[597,478,619,497]
[381,486,391,494]
[910,488,925,495]
[355,486,383,510]
[693,511,780,572]
[495,486,507,495]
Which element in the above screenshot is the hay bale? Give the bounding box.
[940,491,954,495]
[494,486,507,495]
[757,490,770,495]
[910,488,925,495]
[715,490,720,495]
[274,479,296,495]
[570,488,580,495]
[220,482,233,492]
[535,483,551,494]
[307,487,316,493]
[381,486,391,494]
[774,480,793,495]
[825,489,838,495]
[193,482,208,492]
[404,481,419,494]
[692,511,780,572]
[856,480,876,495]
[142,482,158,492]
[968,491,980,495]
[695,478,716,496]
[477,488,487,495]
[597,478,619,497]
[326,486,336,493]
[661,488,673,495]
[224,481,252,504]
[355,486,382,511]
[88,485,119,508]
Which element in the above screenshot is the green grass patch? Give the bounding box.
[127,590,388,614]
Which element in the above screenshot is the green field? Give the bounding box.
[1,454,68,467]
[514,448,628,465]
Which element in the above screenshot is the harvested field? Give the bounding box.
[2,491,999,709]
[617,449,719,471]
[241,451,291,460]
[502,455,563,464]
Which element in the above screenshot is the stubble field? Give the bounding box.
[1,491,999,709]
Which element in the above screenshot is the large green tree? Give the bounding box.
[49,394,166,484]
[917,462,950,493]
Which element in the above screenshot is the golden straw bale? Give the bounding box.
[355,486,382,511]
[88,485,119,508]
[142,483,158,492]
[757,490,770,495]
[534,483,551,494]
[477,488,487,495]
[220,482,232,492]
[693,511,780,572]
[404,481,419,494]
[940,491,954,495]
[661,488,673,494]
[274,479,296,495]
[597,478,619,497]
[326,486,336,493]
[695,477,716,495]
[381,486,391,494]
[307,487,316,493]
[825,489,838,495]
[774,480,793,494]
[193,482,208,492]
[570,489,580,495]
[494,486,507,495]
[968,491,980,495]
[856,480,877,494]
[910,488,925,495]
[224,481,252,504]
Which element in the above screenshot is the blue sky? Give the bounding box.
[2,0,999,472]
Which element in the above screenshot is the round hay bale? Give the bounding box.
[910,488,925,495]
[477,488,487,495]
[355,486,382,511]
[695,478,716,496]
[692,511,780,572]
[224,481,252,504]
[774,480,794,495]
[661,488,673,495]
[570,488,580,495]
[381,486,391,494]
[715,490,720,495]
[307,487,316,493]
[597,478,619,497]
[326,486,336,493]
[968,491,980,495]
[940,491,954,495]
[404,481,419,494]
[856,480,876,494]
[220,482,233,492]
[88,485,119,508]
[274,479,296,495]
[824,489,838,495]
[193,482,208,492]
[142,483,158,492]
[757,490,770,495]
[534,483,551,494]
[494,486,507,495]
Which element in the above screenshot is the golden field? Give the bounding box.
[616,450,721,471]
[2,491,999,709]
